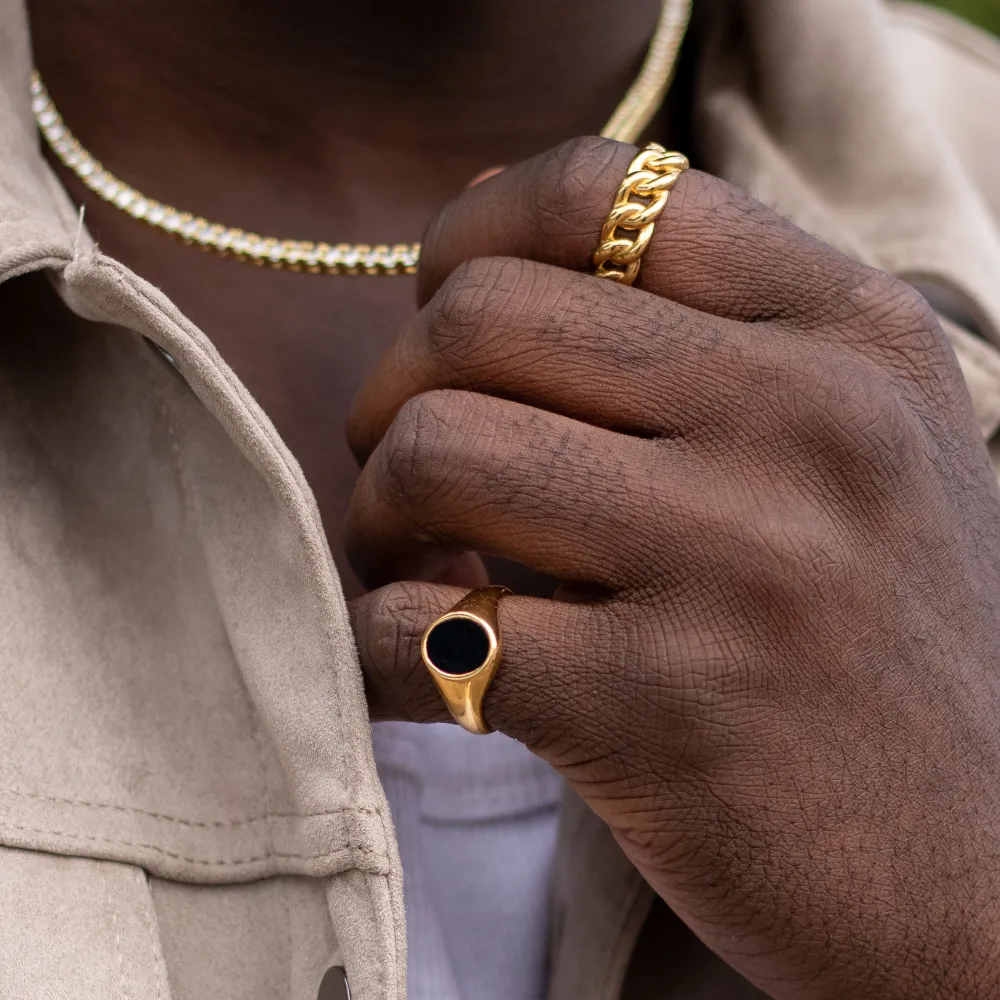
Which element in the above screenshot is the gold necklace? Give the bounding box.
[32,0,691,276]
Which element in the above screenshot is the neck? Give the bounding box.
[28,1,669,202]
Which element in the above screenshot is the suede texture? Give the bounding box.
[1,1,1000,998]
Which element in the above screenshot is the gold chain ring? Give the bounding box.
[592,142,689,287]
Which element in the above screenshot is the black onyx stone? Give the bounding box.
[425,617,491,675]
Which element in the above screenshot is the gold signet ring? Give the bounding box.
[420,586,512,735]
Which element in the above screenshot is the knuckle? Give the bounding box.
[426,256,527,359]
[662,170,791,256]
[532,135,631,238]
[775,353,930,497]
[377,390,470,508]
[748,515,851,611]
[886,276,940,332]
[842,271,951,366]
[869,278,968,419]
[848,377,925,472]
[693,503,857,653]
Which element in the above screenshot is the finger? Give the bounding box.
[349,255,766,462]
[350,580,620,755]
[344,388,692,592]
[417,135,869,323]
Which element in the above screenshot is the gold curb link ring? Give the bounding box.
[593,142,689,287]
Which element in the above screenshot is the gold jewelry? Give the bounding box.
[420,586,511,735]
[592,141,689,286]
[29,0,691,276]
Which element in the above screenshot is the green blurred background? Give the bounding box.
[928,0,1000,35]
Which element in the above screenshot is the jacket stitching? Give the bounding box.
[2,787,380,826]
[0,820,388,867]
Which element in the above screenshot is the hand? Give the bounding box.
[345,137,1000,998]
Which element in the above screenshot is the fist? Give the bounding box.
[346,137,1000,999]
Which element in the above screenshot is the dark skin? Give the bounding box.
[28,2,1000,997]
[348,146,1000,996]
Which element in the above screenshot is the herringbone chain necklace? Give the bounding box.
[32,0,691,275]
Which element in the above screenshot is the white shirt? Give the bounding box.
[372,723,564,1000]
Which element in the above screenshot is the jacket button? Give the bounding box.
[317,966,351,1000]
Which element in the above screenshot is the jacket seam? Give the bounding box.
[0,249,71,284]
[2,787,380,827]
[98,862,129,1000]
[136,867,169,1000]
[0,820,388,867]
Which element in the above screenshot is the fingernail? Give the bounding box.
[466,166,506,189]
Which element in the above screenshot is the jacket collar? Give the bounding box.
[0,0,88,280]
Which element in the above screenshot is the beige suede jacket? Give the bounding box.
[3,1,1000,998]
